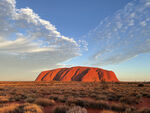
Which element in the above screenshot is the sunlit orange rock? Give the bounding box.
[35,66,119,82]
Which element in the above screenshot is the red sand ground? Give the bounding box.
[43,102,63,113]
[36,66,119,82]
[136,97,150,109]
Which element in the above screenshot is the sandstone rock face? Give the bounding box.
[35,66,119,82]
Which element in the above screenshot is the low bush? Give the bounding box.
[138,83,144,87]
[49,95,59,101]
[73,98,89,108]
[119,96,139,105]
[25,97,35,103]
[111,103,126,112]
[52,105,69,113]
[57,96,66,103]
[110,103,136,112]
[95,95,107,100]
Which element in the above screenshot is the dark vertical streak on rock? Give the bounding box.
[60,68,71,80]
[96,69,103,80]
[53,69,68,81]
[41,72,50,81]
[71,68,80,81]
[72,68,90,81]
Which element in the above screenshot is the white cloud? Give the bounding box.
[128,19,134,26]
[130,13,135,18]
[145,1,150,6]
[85,0,150,66]
[140,21,147,27]
[0,0,81,80]
[116,22,122,29]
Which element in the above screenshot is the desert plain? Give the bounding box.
[0,81,150,113]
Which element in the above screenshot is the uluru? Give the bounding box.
[35,66,119,82]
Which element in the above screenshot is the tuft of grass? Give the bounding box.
[35,98,55,106]
[67,106,87,113]
[25,97,35,103]
[23,103,43,113]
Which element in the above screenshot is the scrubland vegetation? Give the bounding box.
[0,81,150,113]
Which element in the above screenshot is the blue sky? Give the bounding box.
[0,0,150,81]
[16,0,131,38]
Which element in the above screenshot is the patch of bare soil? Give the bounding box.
[136,97,150,110]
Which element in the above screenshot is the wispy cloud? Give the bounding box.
[85,0,150,66]
[0,0,80,74]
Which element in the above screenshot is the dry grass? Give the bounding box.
[23,103,43,113]
[67,106,87,113]
[0,104,19,113]
[52,105,87,113]
[0,81,149,113]
[0,103,43,113]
